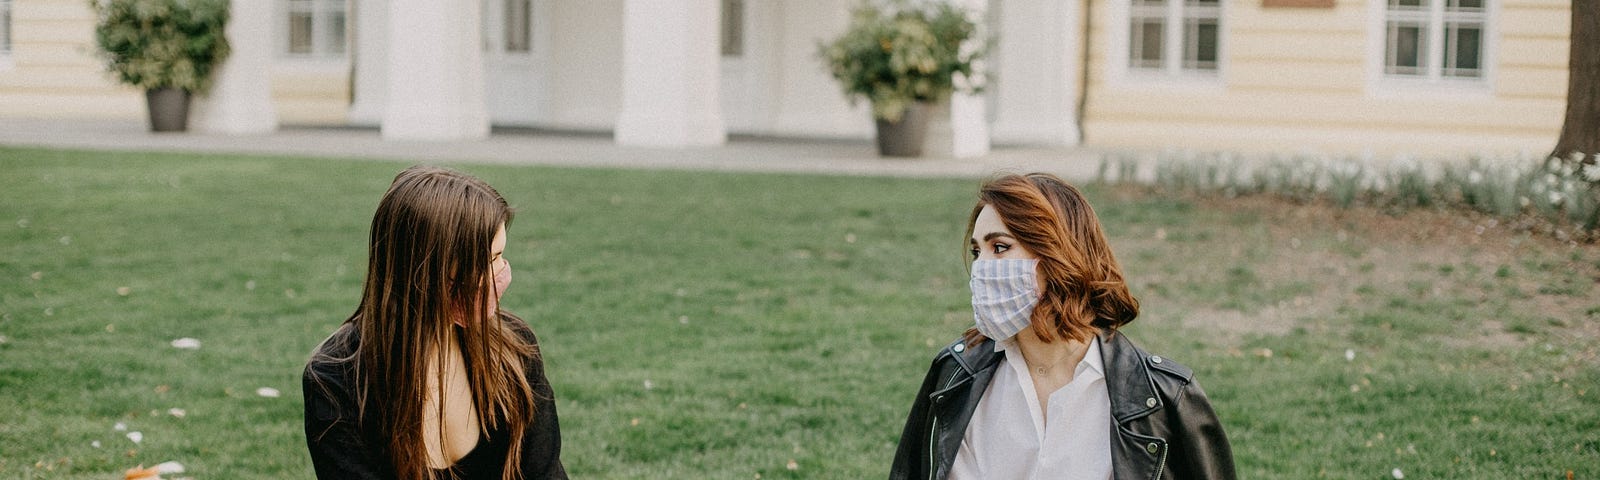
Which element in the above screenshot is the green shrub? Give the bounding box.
[90,0,231,92]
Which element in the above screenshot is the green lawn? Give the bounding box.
[1,147,1596,479]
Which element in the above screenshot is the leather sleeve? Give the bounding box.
[1166,379,1237,480]
[888,354,946,480]
[303,364,389,480]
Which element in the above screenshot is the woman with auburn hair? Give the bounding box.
[304,166,565,480]
[890,173,1234,480]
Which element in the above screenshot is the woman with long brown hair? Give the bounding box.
[890,173,1234,479]
[304,166,565,479]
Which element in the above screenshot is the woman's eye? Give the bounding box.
[969,248,980,259]
[993,244,1011,255]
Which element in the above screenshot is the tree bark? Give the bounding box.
[1554,0,1600,163]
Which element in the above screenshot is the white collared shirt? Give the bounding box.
[950,336,1113,480]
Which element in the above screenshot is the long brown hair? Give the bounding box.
[313,165,538,480]
[963,173,1139,345]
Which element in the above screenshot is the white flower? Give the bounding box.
[1549,192,1563,205]
[127,431,143,444]
[156,461,185,474]
[170,338,201,350]
[256,387,281,398]
[167,408,186,418]
[1583,163,1600,182]
[1519,196,1531,208]
[1467,170,1483,185]
[643,380,655,391]
[114,422,127,431]
[1345,349,1356,361]
[1392,468,1404,479]
[1568,151,1587,163]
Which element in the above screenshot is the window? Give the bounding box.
[1,0,12,59]
[721,0,744,57]
[284,0,346,58]
[503,0,531,53]
[1128,0,1220,74]
[1383,0,1484,80]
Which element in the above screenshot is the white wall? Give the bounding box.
[544,0,624,130]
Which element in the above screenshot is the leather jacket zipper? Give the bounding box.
[928,368,963,480]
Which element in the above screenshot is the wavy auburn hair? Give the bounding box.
[312,166,538,480]
[964,173,1139,345]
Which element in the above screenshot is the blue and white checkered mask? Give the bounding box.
[970,259,1040,341]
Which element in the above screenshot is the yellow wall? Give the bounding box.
[1084,0,1571,157]
[0,0,349,124]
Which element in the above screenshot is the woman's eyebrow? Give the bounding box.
[982,232,1014,241]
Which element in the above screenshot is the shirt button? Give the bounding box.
[1147,442,1160,454]
[1151,355,1163,364]
[1146,397,1158,408]
[953,343,965,353]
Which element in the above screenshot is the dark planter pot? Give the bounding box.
[145,87,192,132]
[874,102,931,157]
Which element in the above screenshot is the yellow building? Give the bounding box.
[0,0,1573,157]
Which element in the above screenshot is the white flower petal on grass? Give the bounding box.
[170,338,201,350]
[643,380,654,391]
[167,408,186,418]
[786,459,799,471]
[114,422,127,431]
[117,287,132,296]
[245,280,257,290]
[155,461,185,474]
[91,440,102,448]
[1467,170,1483,185]
[1345,349,1355,361]
[1583,163,1600,182]
[127,431,143,444]
[1392,467,1404,479]
[256,387,281,398]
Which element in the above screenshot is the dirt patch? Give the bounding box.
[1115,188,1600,353]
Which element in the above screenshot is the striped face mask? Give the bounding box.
[970,259,1040,341]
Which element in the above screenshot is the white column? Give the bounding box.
[927,0,991,158]
[615,0,725,147]
[192,0,277,134]
[347,0,389,126]
[382,0,489,141]
[990,0,1081,145]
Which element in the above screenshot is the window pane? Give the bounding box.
[1388,0,1426,8]
[1386,23,1424,75]
[1129,19,1164,69]
[1449,0,1483,10]
[1186,0,1219,5]
[721,0,744,57]
[505,0,531,52]
[1133,0,1167,6]
[1184,20,1218,71]
[325,10,346,55]
[289,12,314,55]
[1445,25,1481,77]
[1,0,11,55]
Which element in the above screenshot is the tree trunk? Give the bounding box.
[1554,0,1600,163]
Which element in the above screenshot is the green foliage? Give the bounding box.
[1111,150,1600,238]
[818,0,986,122]
[90,0,231,92]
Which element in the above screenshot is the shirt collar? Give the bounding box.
[996,334,1105,377]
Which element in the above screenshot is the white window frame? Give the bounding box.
[1,0,14,70]
[1108,0,1226,91]
[1366,0,1495,98]
[280,0,348,60]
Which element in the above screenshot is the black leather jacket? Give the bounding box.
[890,329,1236,480]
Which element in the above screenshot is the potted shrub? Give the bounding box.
[90,0,231,132]
[819,0,985,157]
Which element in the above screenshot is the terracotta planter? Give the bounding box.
[145,87,192,132]
[874,102,932,157]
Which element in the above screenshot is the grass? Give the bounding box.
[1,146,1597,479]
